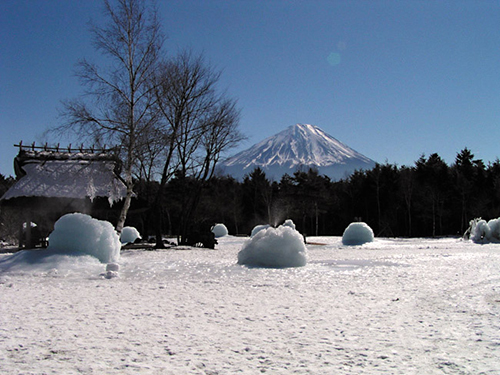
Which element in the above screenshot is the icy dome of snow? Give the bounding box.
[469,218,500,243]
[211,223,229,238]
[251,224,271,237]
[120,226,141,244]
[342,222,374,246]
[48,213,121,263]
[238,224,307,268]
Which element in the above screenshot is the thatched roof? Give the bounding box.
[1,149,127,205]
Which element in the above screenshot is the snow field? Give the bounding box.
[1,236,500,374]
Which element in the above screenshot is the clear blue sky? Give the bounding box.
[2,0,500,177]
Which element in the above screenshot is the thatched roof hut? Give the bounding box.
[0,145,127,248]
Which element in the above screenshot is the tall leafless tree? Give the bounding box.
[58,0,164,232]
[152,51,244,246]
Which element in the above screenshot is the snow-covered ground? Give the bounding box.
[1,236,500,374]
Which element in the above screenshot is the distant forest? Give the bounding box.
[1,147,499,240]
[130,147,500,239]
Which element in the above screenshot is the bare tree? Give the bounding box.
[152,51,244,246]
[58,0,164,232]
[175,97,243,243]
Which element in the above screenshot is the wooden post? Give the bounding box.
[18,221,24,250]
[25,220,33,249]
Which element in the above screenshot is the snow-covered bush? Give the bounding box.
[251,224,271,237]
[238,223,307,268]
[488,218,500,242]
[342,222,374,246]
[48,213,121,263]
[468,217,500,244]
[211,223,229,238]
[120,226,141,244]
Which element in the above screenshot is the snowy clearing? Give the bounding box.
[1,236,500,374]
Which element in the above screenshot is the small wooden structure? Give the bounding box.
[0,143,127,248]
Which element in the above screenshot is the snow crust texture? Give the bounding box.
[48,213,121,263]
[342,222,375,245]
[1,236,500,374]
[211,223,229,238]
[238,224,307,268]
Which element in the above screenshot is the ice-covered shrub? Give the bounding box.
[342,222,374,246]
[48,213,121,263]
[251,224,271,237]
[120,226,141,244]
[487,218,500,242]
[238,223,307,268]
[469,217,500,244]
[211,223,229,238]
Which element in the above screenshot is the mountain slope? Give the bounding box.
[220,123,376,180]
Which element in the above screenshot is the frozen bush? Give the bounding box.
[487,218,500,242]
[211,223,229,238]
[238,224,307,268]
[342,222,374,246]
[120,226,141,244]
[48,213,121,263]
[469,217,500,243]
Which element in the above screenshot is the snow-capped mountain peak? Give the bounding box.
[220,123,375,181]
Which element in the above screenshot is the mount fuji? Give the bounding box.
[219,123,376,181]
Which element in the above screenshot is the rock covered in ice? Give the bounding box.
[342,222,374,246]
[48,213,121,263]
[238,223,307,268]
[120,226,141,244]
[211,223,229,238]
[250,224,271,237]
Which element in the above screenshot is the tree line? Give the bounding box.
[126,147,499,239]
[1,147,496,242]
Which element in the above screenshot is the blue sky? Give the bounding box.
[2,0,500,177]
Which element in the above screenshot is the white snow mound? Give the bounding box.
[120,226,141,244]
[48,213,121,263]
[469,217,500,243]
[282,219,296,230]
[251,224,271,237]
[211,223,229,238]
[342,222,374,246]
[238,224,307,268]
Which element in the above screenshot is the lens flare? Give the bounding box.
[327,52,341,66]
